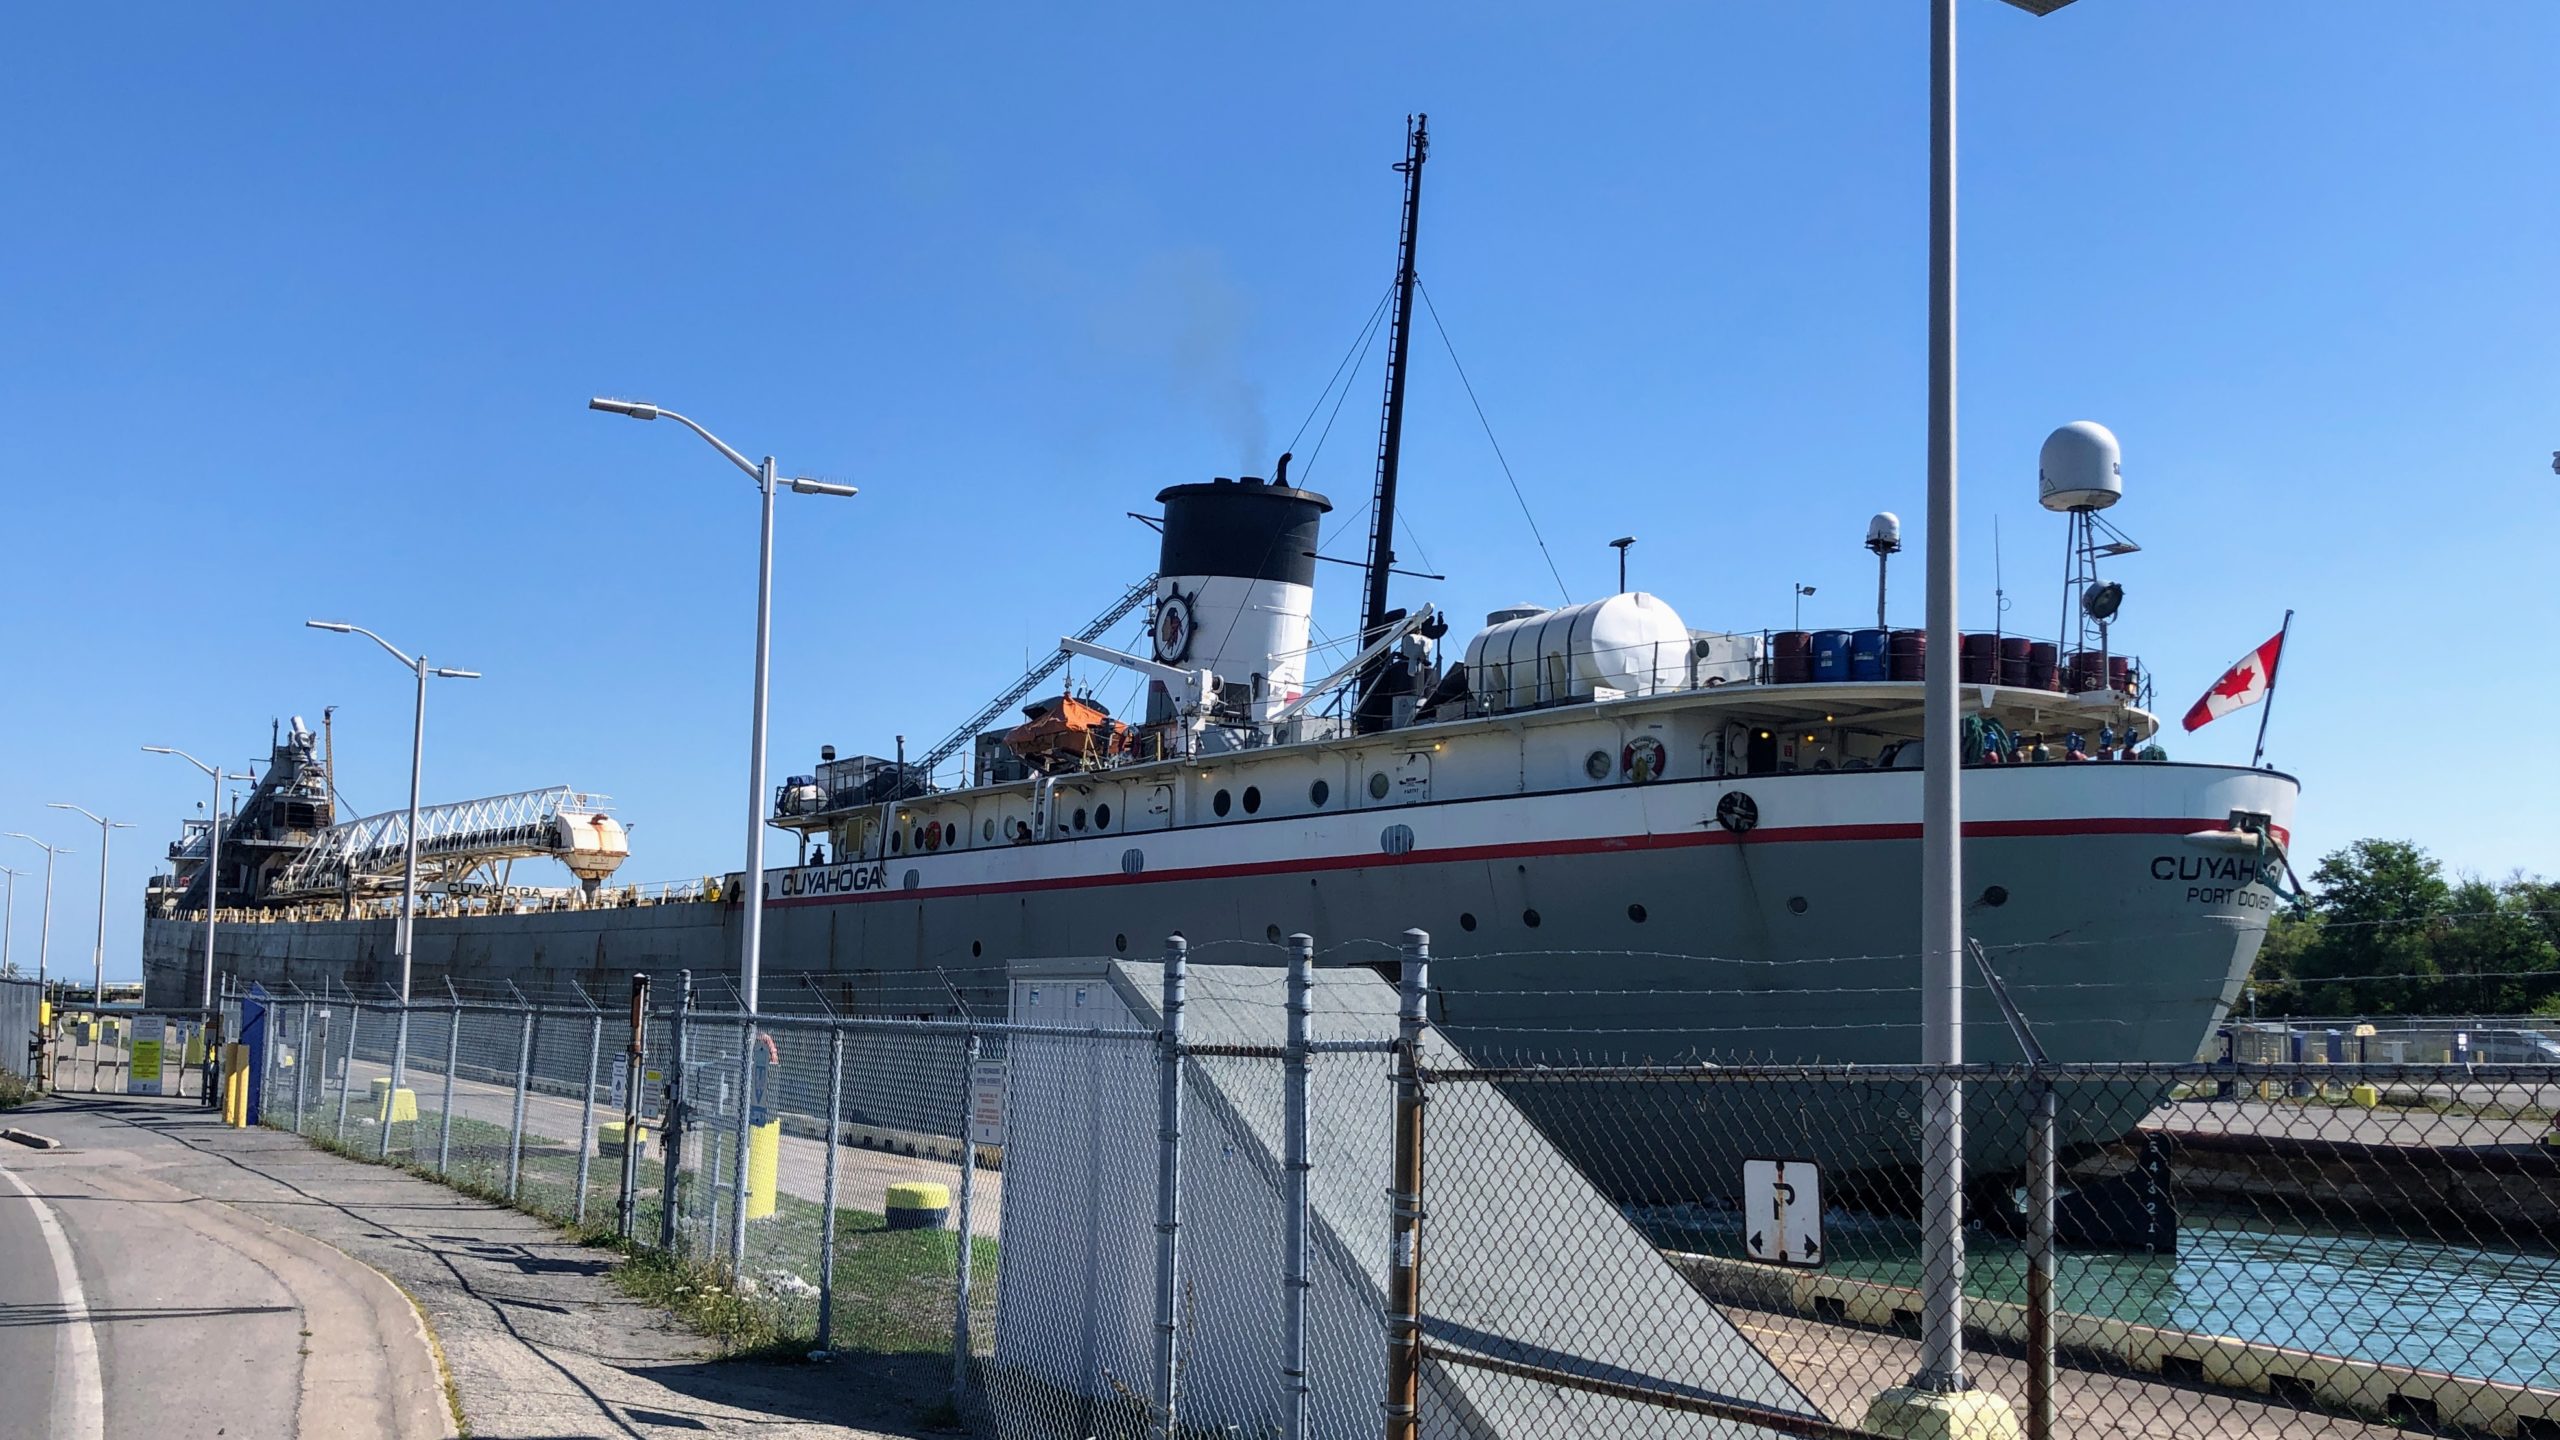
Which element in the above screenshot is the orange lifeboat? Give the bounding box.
[1003,694,1132,775]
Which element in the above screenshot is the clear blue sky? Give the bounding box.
[3,3,2552,984]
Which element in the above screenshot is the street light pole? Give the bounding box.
[6,833,66,1027]
[47,805,131,1006]
[1609,536,1636,595]
[305,620,479,1095]
[1,867,20,977]
[143,746,255,1014]
[588,397,857,1275]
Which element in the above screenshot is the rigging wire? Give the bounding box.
[1287,286,1395,458]
[1417,279,1571,607]
[1299,293,1393,493]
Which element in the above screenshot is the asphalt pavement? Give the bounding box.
[0,1103,452,1440]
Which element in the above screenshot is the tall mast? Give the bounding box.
[1357,114,1429,722]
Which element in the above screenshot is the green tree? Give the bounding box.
[2287,839,2449,1015]
[2432,874,2560,1015]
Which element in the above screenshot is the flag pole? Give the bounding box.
[2250,609,2294,769]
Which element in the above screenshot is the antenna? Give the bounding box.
[2039,422,2140,688]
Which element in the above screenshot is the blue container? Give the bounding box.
[1811,629,1853,682]
[1848,628,1890,682]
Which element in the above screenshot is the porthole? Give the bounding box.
[1979,884,2010,909]
[971,940,983,958]
[1073,807,1088,831]
[1310,778,1331,807]
[1243,785,1262,815]
[1095,803,1112,830]
[1120,848,1145,875]
[981,818,995,842]
[903,869,922,891]
[945,822,958,845]
[1214,789,1233,817]
[1115,933,1128,954]
[1628,903,1648,923]
[1787,896,1809,914]
[1368,772,1390,800]
[1459,912,1478,932]
[1585,750,1613,781]
[890,831,903,854]
[1266,923,1283,944]
[1522,908,1543,928]
[1380,823,1416,855]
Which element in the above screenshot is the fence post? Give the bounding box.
[377,1000,403,1160]
[439,995,462,1177]
[1152,935,1189,1439]
[506,1005,536,1203]
[294,1002,312,1133]
[816,1023,845,1355]
[575,1006,604,1226]
[335,1004,361,1140]
[659,972,692,1253]
[1283,932,1314,1440]
[619,974,649,1241]
[952,1025,981,1411]
[2027,1077,2058,1440]
[1384,928,1430,1440]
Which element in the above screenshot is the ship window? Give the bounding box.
[1523,908,1543,928]
[1073,807,1088,831]
[1459,912,1478,931]
[1115,933,1129,953]
[1628,903,1648,923]
[1787,896,1808,914]
[1979,884,2009,908]
[1095,803,1111,829]
[1213,789,1233,817]
[1585,750,1612,781]
[1368,772,1390,800]
[1266,924,1283,944]
[982,818,994,842]
[889,831,903,854]
[1310,778,1330,807]
[903,869,921,891]
[1121,848,1144,875]
[1381,823,1416,856]
[945,822,958,846]
[1243,786,1262,815]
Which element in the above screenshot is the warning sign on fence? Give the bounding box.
[128,1015,167,1096]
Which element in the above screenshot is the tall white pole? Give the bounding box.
[729,454,780,1277]
[36,851,54,1010]
[2,869,16,977]
[91,826,112,1006]
[741,455,777,1014]
[202,766,224,1014]
[390,652,428,1092]
[1915,0,1969,1395]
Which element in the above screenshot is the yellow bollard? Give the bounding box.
[221,1044,250,1127]
[368,1078,418,1124]
[745,1119,782,1219]
[886,1181,952,1231]
[2349,1083,2380,1109]
[598,1120,647,1157]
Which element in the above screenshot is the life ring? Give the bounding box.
[1622,735,1668,783]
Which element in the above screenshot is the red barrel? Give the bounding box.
[1959,633,1999,684]
[2025,641,2060,691]
[2108,656,2134,695]
[1887,629,1927,681]
[1773,630,1814,684]
[1998,636,2032,687]
[2067,650,2109,694]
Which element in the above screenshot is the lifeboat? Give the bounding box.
[1003,694,1132,775]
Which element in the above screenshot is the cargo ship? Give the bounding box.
[143,118,2298,1192]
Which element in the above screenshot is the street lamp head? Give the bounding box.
[306,620,354,634]
[433,667,482,680]
[142,745,174,755]
[1609,536,1636,550]
[589,397,660,421]
[788,478,859,498]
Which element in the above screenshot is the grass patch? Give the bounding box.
[0,1071,30,1111]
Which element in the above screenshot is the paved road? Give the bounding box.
[0,1111,451,1440]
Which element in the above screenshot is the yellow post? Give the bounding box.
[745,1118,782,1220]
[221,1043,250,1127]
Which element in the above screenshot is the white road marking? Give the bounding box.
[0,1160,105,1440]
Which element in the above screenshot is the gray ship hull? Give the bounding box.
[150,762,2296,1194]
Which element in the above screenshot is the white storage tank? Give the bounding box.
[1464,593,1692,713]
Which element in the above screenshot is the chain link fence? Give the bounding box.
[0,976,38,1084]
[229,946,2560,1440]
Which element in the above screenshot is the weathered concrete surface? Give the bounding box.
[6,1096,947,1440]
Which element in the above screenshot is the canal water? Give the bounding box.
[1652,1209,2560,1388]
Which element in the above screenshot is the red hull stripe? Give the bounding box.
[765,816,2218,910]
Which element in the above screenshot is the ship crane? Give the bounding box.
[265,785,629,900]
[911,571,1158,785]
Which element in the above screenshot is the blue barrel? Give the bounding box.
[1848,628,1890,681]
[1811,630,1853,682]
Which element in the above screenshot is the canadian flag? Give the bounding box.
[2182,630,2285,732]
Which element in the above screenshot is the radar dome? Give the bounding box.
[1866,512,1902,553]
[2038,421,2122,513]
